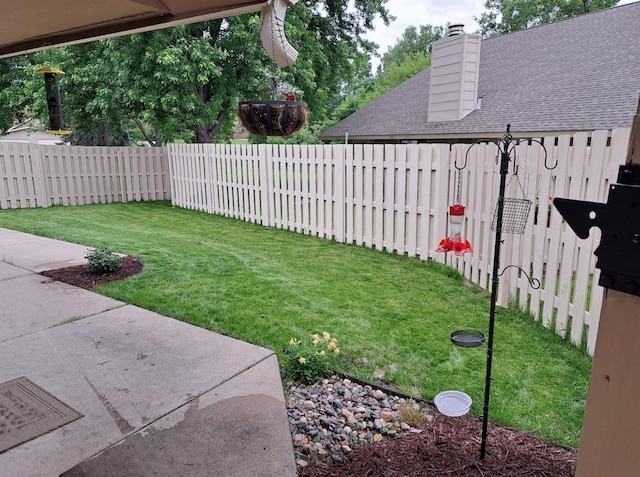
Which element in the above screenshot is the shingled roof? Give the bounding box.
[320,2,640,142]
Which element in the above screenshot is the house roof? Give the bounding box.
[321,1,640,142]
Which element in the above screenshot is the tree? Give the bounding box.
[476,0,619,37]
[0,53,56,135]
[378,25,444,72]
[374,24,443,92]
[0,1,391,144]
[321,24,443,128]
[107,18,252,144]
[0,56,31,133]
[52,44,132,146]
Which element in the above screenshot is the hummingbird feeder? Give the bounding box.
[436,167,472,256]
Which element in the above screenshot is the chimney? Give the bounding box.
[448,24,465,36]
[427,24,481,123]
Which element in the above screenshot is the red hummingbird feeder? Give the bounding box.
[436,204,473,256]
[436,166,472,256]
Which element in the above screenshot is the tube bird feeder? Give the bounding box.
[36,67,71,136]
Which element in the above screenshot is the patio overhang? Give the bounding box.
[0,0,275,58]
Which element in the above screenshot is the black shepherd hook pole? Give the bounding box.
[480,124,513,459]
[463,124,552,459]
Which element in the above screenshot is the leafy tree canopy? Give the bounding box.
[322,24,443,129]
[0,0,391,144]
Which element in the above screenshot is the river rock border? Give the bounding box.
[287,376,432,469]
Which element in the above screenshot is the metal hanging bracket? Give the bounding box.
[554,165,640,296]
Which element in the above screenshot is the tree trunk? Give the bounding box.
[191,99,231,143]
[98,117,111,146]
[192,124,214,144]
[132,115,163,146]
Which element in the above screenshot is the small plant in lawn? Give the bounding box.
[283,332,340,384]
[85,246,122,274]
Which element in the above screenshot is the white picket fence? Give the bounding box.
[169,129,630,355]
[0,134,628,354]
[0,143,170,208]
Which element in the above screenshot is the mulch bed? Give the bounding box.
[40,255,143,290]
[302,411,577,477]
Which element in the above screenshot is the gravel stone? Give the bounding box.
[287,376,431,470]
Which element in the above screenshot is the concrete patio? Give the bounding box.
[0,228,296,476]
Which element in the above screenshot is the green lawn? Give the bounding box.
[0,201,591,447]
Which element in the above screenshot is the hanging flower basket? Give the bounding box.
[237,100,308,137]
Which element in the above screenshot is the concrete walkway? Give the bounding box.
[0,228,296,477]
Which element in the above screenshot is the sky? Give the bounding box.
[364,0,637,71]
[364,0,486,69]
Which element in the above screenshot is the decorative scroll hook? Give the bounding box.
[497,265,541,289]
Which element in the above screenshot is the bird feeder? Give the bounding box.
[436,204,473,256]
[36,67,71,136]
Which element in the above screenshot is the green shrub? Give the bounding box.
[282,332,341,384]
[85,246,122,274]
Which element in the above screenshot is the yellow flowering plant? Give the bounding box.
[282,332,341,384]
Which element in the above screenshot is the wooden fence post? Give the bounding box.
[575,99,640,476]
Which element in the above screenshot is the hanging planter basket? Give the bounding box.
[237,100,308,137]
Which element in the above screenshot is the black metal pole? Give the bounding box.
[480,125,511,459]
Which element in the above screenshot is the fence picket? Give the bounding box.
[323,145,334,239]
[363,146,374,248]
[353,145,364,246]
[239,146,247,219]
[373,145,385,252]
[433,145,450,264]
[382,145,395,253]
[343,145,353,243]
[417,145,432,261]
[333,145,345,243]
[307,145,318,236]
[405,146,419,258]
[314,146,325,238]
[394,146,407,255]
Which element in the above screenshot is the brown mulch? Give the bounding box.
[40,257,577,476]
[302,411,577,477]
[40,255,143,290]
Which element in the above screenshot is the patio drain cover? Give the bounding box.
[0,376,83,453]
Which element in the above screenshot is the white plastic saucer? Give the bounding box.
[434,390,472,417]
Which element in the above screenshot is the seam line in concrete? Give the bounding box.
[0,272,33,282]
[0,303,129,344]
